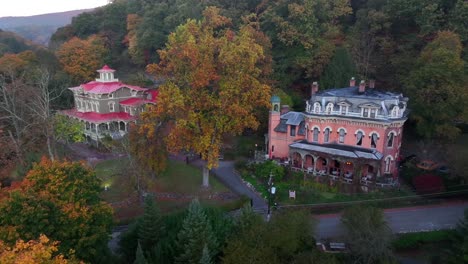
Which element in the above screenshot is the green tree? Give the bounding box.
[146,7,271,187]
[341,205,395,264]
[254,160,285,182]
[319,47,356,89]
[446,210,468,263]
[134,242,147,264]
[0,158,114,262]
[53,115,85,144]
[405,31,467,140]
[138,196,164,251]
[261,0,352,87]
[199,244,212,264]
[176,199,217,264]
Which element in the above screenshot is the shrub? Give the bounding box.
[412,174,445,194]
[254,160,285,182]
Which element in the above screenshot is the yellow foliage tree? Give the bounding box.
[0,234,81,264]
[145,7,271,187]
[56,35,108,82]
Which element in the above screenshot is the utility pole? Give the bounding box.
[267,172,276,221]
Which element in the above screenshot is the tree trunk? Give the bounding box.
[202,166,210,188]
[46,135,55,161]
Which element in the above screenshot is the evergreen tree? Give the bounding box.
[138,196,164,251]
[199,244,212,264]
[176,199,217,264]
[319,47,356,89]
[446,210,468,263]
[134,242,147,264]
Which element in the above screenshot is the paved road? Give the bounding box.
[211,161,267,210]
[315,202,468,239]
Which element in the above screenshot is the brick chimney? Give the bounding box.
[350,77,356,87]
[369,79,375,89]
[281,105,290,114]
[311,81,319,96]
[359,80,366,93]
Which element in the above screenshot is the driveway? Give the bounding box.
[315,202,468,239]
[211,161,267,211]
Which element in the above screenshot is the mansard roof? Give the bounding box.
[61,109,136,123]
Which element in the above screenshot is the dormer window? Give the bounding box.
[326,103,333,114]
[391,106,400,118]
[313,102,321,113]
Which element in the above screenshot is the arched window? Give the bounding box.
[324,128,330,143]
[387,132,395,147]
[313,102,321,113]
[339,128,346,143]
[385,156,393,173]
[391,106,399,117]
[356,131,363,146]
[326,103,333,114]
[313,127,319,142]
[370,132,379,148]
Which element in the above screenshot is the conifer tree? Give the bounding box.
[176,199,217,264]
[199,244,212,264]
[138,196,164,251]
[134,242,147,264]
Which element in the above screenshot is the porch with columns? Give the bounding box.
[83,120,131,141]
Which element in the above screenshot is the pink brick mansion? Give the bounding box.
[267,78,409,185]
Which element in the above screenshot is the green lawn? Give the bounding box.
[95,158,239,221]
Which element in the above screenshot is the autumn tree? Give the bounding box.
[146,7,271,187]
[0,234,81,264]
[56,35,108,83]
[405,31,467,140]
[0,158,114,262]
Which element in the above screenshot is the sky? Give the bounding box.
[0,0,109,18]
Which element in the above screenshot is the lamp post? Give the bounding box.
[267,172,276,221]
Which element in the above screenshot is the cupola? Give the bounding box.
[96,65,119,82]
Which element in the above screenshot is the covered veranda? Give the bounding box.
[287,140,384,187]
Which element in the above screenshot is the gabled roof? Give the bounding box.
[281,111,304,126]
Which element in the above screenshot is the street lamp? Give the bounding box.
[267,172,276,221]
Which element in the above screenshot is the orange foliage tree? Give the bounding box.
[56,35,108,82]
[0,158,113,262]
[0,234,81,264]
[145,7,271,187]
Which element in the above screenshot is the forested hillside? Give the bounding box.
[49,0,468,140]
[0,9,93,45]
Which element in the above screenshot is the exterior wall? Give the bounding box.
[72,87,146,114]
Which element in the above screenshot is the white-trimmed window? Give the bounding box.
[384,156,393,173]
[370,132,379,148]
[324,128,330,143]
[340,105,348,115]
[109,102,115,112]
[290,125,296,136]
[313,127,319,142]
[90,103,94,112]
[326,103,333,114]
[391,106,400,117]
[131,90,137,97]
[313,102,321,113]
[387,132,396,148]
[356,131,364,146]
[338,128,346,143]
[94,102,99,113]
[109,93,114,98]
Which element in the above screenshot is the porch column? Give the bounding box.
[312,156,318,174]
[339,160,345,180]
[301,154,304,169]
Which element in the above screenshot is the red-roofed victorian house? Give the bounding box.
[267,79,409,187]
[62,65,157,143]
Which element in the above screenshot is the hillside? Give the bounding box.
[0,9,93,45]
[0,29,41,55]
